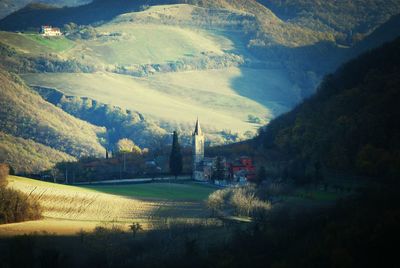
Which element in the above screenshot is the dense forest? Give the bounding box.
[257,37,400,180]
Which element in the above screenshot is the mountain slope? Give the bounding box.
[0,67,106,161]
[257,0,400,44]
[2,0,399,47]
[258,37,400,179]
[352,14,400,56]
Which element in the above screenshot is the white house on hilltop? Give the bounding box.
[41,25,62,36]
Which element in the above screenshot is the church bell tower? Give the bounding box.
[192,118,204,177]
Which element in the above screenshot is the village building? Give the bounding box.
[228,156,256,182]
[191,118,256,184]
[40,25,62,36]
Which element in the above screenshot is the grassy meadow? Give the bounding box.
[21,66,295,133]
[83,182,216,201]
[79,24,227,65]
[0,31,74,54]
[0,176,216,235]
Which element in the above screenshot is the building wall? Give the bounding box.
[41,26,62,36]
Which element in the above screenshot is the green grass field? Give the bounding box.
[0,31,74,54]
[0,176,216,235]
[78,24,226,65]
[24,34,74,52]
[83,182,216,201]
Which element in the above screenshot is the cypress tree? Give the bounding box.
[169,131,183,179]
[256,166,266,185]
[212,156,225,182]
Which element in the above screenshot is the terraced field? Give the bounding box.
[0,176,215,235]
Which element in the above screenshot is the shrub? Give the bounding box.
[0,163,9,187]
[207,186,271,219]
[230,186,271,218]
[129,222,143,237]
[0,188,42,224]
[206,189,230,215]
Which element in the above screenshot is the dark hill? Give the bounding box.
[257,0,400,44]
[258,37,400,179]
[0,0,153,31]
[352,14,400,56]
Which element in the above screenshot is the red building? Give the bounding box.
[229,156,256,181]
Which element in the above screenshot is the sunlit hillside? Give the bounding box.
[0,176,215,235]
[22,67,296,133]
[0,4,298,140]
[0,132,75,174]
[0,66,105,172]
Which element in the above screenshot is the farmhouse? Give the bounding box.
[40,25,62,36]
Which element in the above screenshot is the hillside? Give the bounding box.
[0,176,215,235]
[0,132,75,174]
[257,0,400,45]
[1,0,399,47]
[0,0,91,19]
[352,14,400,57]
[21,68,287,132]
[0,67,106,171]
[0,2,399,156]
[258,37,400,179]
[0,5,300,146]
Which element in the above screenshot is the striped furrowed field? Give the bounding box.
[0,176,215,235]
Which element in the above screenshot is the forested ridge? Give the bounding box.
[258,37,400,179]
[1,0,399,47]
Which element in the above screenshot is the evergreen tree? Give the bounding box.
[256,166,267,185]
[169,131,183,179]
[212,156,225,181]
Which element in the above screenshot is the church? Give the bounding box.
[192,118,207,181]
[192,118,256,183]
